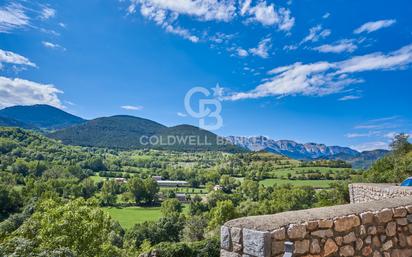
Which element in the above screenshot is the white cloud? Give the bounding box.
[177,112,187,117]
[0,76,63,108]
[337,44,412,73]
[339,95,361,101]
[0,3,30,33]
[354,19,396,34]
[225,44,412,100]
[242,1,294,31]
[313,39,357,53]
[249,38,271,58]
[42,41,66,50]
[40,7,56,20]
[130,0,236,22]
[322,12,330,19]
[301,25,331,44]
[351,141,389,151]
[121,105,144,110]
[0,49,36,68]
[236,47,249,57]
[165,24,199,42]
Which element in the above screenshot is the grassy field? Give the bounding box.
[259,178,339,188]
[103,205,189,229]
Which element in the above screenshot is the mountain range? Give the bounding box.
[226,136,388,168]
[0,105,388,166]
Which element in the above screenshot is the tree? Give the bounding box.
[182,215,207,242]
[127,177,145,205]
[0,185,23,221]
[143,178,159,204]
[1,198,124,256]
[208,200,237,229]
[161,199,182,215]
[101,180,118,206]
[390,133,411,155]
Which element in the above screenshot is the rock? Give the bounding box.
[318,219,333,229]
[311,229,333,238]
[242,229,271,257]
[362,246,372,256]
[375,209,393,224]
[288,224,307,239]
[406,205,412,214]
[335,236,343,246]
[233,243,242,253]
[343,232,357,244]
[394,207,407,217]
[391,249,412,257]
[382,240,393,251]
[356,238,363,251]
[220,249,240,257]
[271,241,284,255]
[310,239,321,254]
[231,227,242,244]
[339,245,355,257]
[360,212,374,224]
[334,215,361,232]
[271,228,286,241]
[372,236,381,248]
[294,240,310,255]
[407,235,412,246]
[373,251,382,257]
[367,226,377,235]
[306,221,319,231]
[360,225,367,236]
[386,221,397,237]
[399,233,407,247]
[323,239,338,257]
[407,214,412,223]
[365,236,372,244]
[221,226,232,250]
[397,218,408,226]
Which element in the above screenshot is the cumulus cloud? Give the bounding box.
[40,7,56,20]
[249,38,271,58]
[301,25,331,44]
[121,105,144,110]
[0,76,63,108]
[129,0,236,22]
[241,0,294,30]
[0,49,36,68]
[127,0,294,42]
[225,44,412,100]
[0,3,30,33]
[354,19,396,34]
[313,39,357,53]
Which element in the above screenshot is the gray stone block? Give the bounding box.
[243,228,271,257]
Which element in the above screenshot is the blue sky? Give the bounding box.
[0,0,411,151]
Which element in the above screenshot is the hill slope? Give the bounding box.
[0,105,86,129]
[48,116,243,152]
[0,116,36,129]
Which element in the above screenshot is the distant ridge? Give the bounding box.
[226,136,389,168]
[0,104,86,129]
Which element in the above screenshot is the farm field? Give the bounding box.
[103,205,189,229]
[259,178,340,188]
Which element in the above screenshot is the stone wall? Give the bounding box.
[221,197,412,257]
[350,184,412,204]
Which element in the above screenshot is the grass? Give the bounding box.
[103,205,189,229]
[259,178,339,188]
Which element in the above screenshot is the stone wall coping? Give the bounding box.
[224,196,412,231]
[350,183,412,189]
